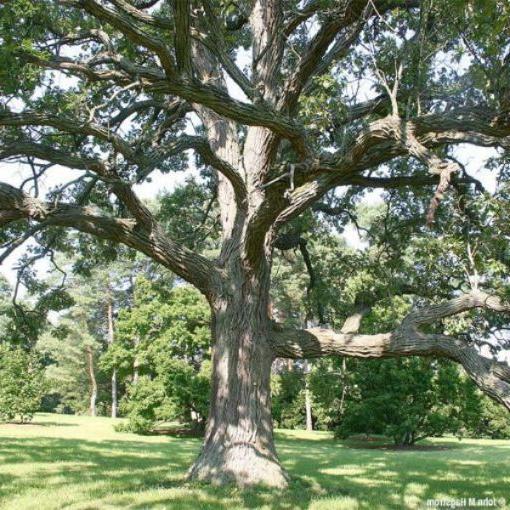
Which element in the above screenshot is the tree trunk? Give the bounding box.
[111,368,118,418]
[304,360,313,431]
[107,296,118,418]
[133,335,140,385]
[188,279,289,488]
[86,345,97,417]
[304,383,313,432]
[338,358,349,421]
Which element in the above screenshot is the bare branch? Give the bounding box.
[109,0,172,29]
[274,107,510,227]
[283,0,323,37]
[168,136,247,207]
[62,0,175,76]
[19,52,130,83]
[0,141,109,174]
[280,0,420,113]
[195,1,256,100]
[280,0,370,113]
[109,99,161,125]
[0,110,142,165]
[149,80,307,155]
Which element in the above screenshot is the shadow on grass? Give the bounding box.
[32,421,80,428]
[0,421,78,428]
[0,432,509,509]
[278,435,510,507]
[0,435,345,509]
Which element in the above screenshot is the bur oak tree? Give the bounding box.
[1,0,510,487]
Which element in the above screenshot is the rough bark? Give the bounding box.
[2,0,510,491]
[0,182,218,295]
[188,269,288,488]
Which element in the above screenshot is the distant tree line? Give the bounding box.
[1,235,509,444]
[1,198,509,444]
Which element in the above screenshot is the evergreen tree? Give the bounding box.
[108,277,211,433]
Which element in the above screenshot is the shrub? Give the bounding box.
[0,344,46,423]
[119,360,211,435]
[118,376,166,434]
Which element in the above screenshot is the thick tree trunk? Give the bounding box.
[188,278,288,488]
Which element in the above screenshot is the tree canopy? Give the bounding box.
[1,0,510,488]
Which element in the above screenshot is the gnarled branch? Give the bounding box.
[0,183,218,295]
[271,290,510,410]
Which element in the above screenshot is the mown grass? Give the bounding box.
[1,413,509,509]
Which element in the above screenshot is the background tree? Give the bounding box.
[0,276,13,339]
[108,277,211,433]
[38,310,104,415]
[471,397,510,439]
[36,256,137,415]
[0,343,46,423]
[335,357,474,445]
[1,0,510,487]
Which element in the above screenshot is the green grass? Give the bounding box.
[1,414,509,509]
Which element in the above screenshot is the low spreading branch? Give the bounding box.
[0,183,218,294]
[271,290,510,410]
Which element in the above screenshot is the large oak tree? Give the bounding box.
[1,0,510,487]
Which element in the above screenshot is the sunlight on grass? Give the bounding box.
[1,413,509,509]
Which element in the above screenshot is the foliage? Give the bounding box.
[272,370,306,429]
[0,344,46,423]
[116,376,166,434]
[37,318,102,415]
[1,0,510,487]
[112,279,211,433]
[469,395,510,439]
[119,360,211,435]
[334,358,476,445]
[105,278,210,378]
[0,277,12,339]
[34,255,145,415]
[308,358,353,431]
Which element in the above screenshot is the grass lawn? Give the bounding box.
[1,414,509,509]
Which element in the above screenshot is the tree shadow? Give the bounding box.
[0,430,509,509]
